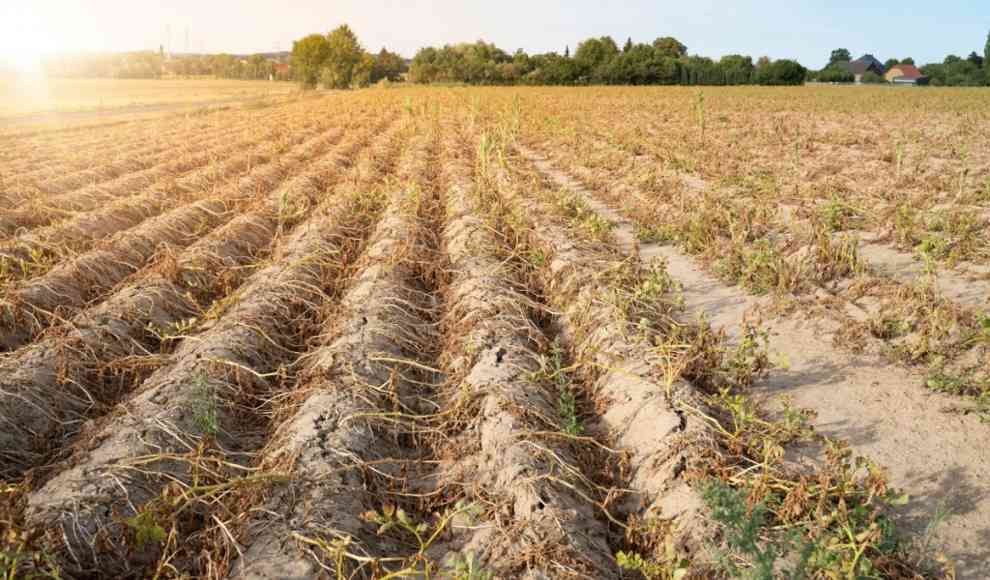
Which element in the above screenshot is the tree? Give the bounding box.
[921,63,944,85]
[883,58,899,71]
[985,29,990,83]
[512,49,533,77]
[755,58,807,85]
[719,54,755,84]
[829,48,851,66]
[623,37,633,53]
[967,51,984,68]
[352,52,375,87]
[291,33,331,87]
[902,57,915,65]
[817,66,854,83]
[246,54,269,79]
[574,36,619,82]
[323,25,365,89]
[371,47,406,82]
[653,37,687,58]
[861,70,885,84]
[210,54,241,79]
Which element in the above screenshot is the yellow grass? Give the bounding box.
[0,76,297,117]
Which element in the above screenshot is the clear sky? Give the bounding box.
[2,1,989,71]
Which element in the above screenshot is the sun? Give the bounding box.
[0,6,60,74]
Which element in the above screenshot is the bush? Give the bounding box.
[861,71,886,84]
[817,66,854,83]
[755,59,807,85]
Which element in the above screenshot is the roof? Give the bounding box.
[888,64,924,79]
[846,60,883,75]
[855,54,884,69]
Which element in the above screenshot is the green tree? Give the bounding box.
[829,48,851,66]
[291,33,331,88]
[719,54,755,84]
[353,52,375,87]
[323,24,365,89]
[623,37,633,53]
[883,58,899,70]
[371,47,406,82]
[755,58,806,85]
[653,36,688,58]
[246,54,268,79]
[574,36,619,82]
[902,57,915,65]
[817,66,854,83]
[512,49,533,76]
[861,70,885,84]
[409,46,440,83]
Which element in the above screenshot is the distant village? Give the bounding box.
[835,54,928,85]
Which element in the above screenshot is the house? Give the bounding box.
[271,62,290,81]
[885,63,929,85]
[839,54,886,83]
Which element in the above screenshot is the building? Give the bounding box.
[271,62,291,81]
[839,54,886,83]
[885,63,929,85]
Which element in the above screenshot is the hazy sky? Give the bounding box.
[3,1,990,69]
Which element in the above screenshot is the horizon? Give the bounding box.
[3,1,989,72]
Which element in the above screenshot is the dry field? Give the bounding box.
[0,86,987,579]
[0,77,297,120]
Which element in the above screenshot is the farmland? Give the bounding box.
[0,77,297,120]
[0,85,988,579]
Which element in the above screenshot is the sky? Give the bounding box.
[2,0,989,71]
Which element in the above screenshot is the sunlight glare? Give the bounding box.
[0,5,61,74]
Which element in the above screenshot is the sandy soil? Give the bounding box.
[522,146,990,578]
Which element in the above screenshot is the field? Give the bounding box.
[0,77,297,119]
[0,85,988,579]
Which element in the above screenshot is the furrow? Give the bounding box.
[0,117,387,477]
[0,105,301,213]
[230,131,437,579]
[0,116,259,213]
[22,121,407,577]
[0,125,342,351]
[0,119,200,180]
[0,122,278,238]
[2,116,243,196]
[488,147,717,558]
[0,95,316,181]
[520,141,987,367]
[433,130,618,577]
[516,140,990,576]
[0,115,322,277]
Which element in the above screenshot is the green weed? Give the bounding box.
[189,373,220,437]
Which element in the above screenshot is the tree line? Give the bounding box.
[42,51,291,80]
[289,28,805,88]
[38,25,990,88]
[406,36,806,86]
